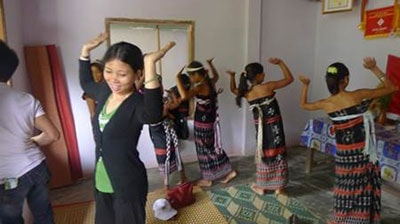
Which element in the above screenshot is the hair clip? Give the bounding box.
[327,66,338,75]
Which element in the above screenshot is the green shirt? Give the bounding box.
[95,99,118,193]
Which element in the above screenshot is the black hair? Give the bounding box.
[187,61,206,76]
[170,74,190,97]
[90,60,104,72]
[325,62,349,95]
[180,73,191,89]
[187,60,216,98]
[236,62,264,107]
[0,40,19,82]
[102,41,143,72]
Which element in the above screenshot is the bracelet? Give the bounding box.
[143,75,162,85]
[80,55,90,61]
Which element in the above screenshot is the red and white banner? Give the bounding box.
[364,6,396,39]
[386,54,400,120]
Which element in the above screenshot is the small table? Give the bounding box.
[300,117,400,195]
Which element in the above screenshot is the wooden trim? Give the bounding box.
[105,17,194,26]
[105,17,195,64]
[187,22,194,63]
[0,0,6,41]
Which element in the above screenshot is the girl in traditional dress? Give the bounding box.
[148,75,188,190]
[169,74,191,140]
[227,58,293,195]
[176,58,237,187]
[299,57,397,224]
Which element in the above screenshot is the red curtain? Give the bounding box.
[47,45,82,180]
[24,45,82,187]
[386,54,400,120]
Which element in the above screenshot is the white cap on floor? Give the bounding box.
[152,198,177,221]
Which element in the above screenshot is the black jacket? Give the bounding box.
[79,60,163,200]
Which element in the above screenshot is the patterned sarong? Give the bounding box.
[249,95,288,190]
[329,100,381,224]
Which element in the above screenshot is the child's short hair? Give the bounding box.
[0,40,19,82]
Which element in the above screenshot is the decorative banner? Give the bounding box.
[386,54,400,121]
[364,6,396,39]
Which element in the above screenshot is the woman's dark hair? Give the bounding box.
[236,62,264,107]
[186,61,206,76]
[102,41,143,72]
[325,62,349,95]
[187,60,214,93]
[0,40,19,82]
[90,60,104,72]
[180,73,191,89]
[171,74,191,97]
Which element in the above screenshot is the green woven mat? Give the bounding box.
[209,184,325,224]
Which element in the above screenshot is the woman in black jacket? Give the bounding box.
[79,32,175,224]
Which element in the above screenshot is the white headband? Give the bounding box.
[186,66,204,73]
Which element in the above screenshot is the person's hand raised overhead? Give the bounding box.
[299,75,310,85]
[81,32,109,58]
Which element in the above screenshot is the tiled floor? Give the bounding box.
[50,147,400,223]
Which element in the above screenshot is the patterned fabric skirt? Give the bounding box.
[194,120,232,181]
[254,114,288,190]
[256,157,288,190]
[333,154,381,224]
[149,120,179,176]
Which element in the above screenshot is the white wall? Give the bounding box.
[260,0,318,146]
[313,0,400,112]
[13,0,248,175]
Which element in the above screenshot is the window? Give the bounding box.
[105,18,194,89]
